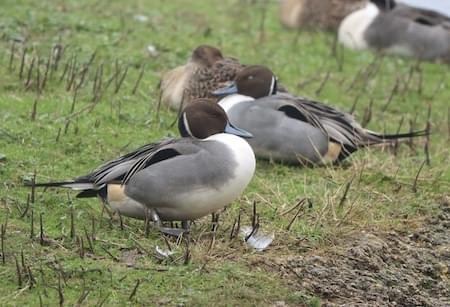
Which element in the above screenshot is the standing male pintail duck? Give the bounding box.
[338,0,450,62]
[159,45,244,111]
[279,0,368,31]
[28,100,256,235]
[213,66,427,165]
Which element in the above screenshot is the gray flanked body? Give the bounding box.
[365,8,450,61]
[338,0,450,62]
[222,97,329,164]
[123,139,236,221]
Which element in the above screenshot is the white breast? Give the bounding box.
[338,3,379,50]
[218,94,254,112]
[208,133,256,197]
[192,133,255,214]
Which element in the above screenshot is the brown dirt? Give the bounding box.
[276,199,450,306]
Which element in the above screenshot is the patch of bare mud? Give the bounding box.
[277,199,450,306]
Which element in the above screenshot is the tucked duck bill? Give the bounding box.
[212,82,238,97]
[225,122,253,138]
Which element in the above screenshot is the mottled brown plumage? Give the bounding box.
[160,45,244,110]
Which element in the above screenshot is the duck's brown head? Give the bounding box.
[178,98,252,139]
[190,45,224,67]
[212,65,278,99]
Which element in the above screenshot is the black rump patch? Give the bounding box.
[278,105,308,122]
[336,144,358,162]
[76,186,107,200]
[76,189,100,198]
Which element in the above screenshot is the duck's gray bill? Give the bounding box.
[225,122,253,139]
[212,83,238,97]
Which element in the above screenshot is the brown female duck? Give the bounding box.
[159,45,244,110]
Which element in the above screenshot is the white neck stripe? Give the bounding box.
[268,76,276,96]
[183,113,194,137]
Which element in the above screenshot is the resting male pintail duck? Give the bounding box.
[213,65,428,165]
[279,0,367,31]
[338,0,450,62]
[28,100,256,236]
[159,45,244,111]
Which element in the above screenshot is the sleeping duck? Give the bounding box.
[338,0,450,62]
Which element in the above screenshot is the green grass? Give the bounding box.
[0,0,449,305]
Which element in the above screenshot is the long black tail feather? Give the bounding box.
[366,128,429,145]
[25,180,106,199]
[24,181,78,188]
[24,180,96,191]
[371,129,429,140]
[336,128,429,162]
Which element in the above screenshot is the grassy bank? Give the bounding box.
[0,0,449,305]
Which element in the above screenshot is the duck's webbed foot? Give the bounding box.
[159,227,188,237]
[149,210,190,237]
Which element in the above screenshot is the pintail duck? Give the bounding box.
[279,0,367,31]
[213,65,427,165]
[338,0,450,62]
[159,45,244,111]
[29,100,256,235]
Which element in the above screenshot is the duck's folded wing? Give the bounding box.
[82,138,178,185]
[31,138,204,198]
[120,139,203,185]
[395,4,450,29]
[295,97,365,146]
[261,94,363,148]
[256,94,324,130]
